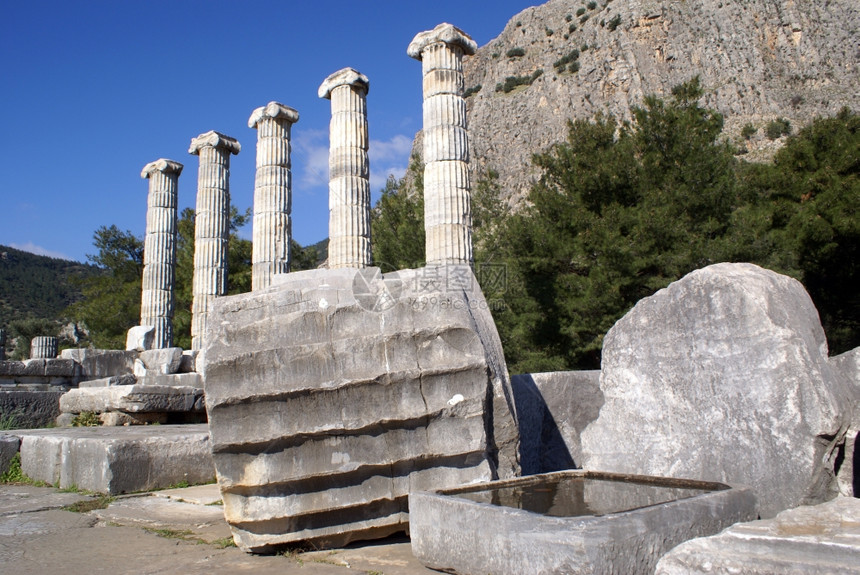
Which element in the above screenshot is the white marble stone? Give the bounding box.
[189,131,240,350]
[140,159,183,348]
[248,102,299,290]
[408,24,477,266]
[320,68,371,269]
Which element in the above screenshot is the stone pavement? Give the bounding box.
[0,483,437,575]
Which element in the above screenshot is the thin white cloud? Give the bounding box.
[8,242,71,260]
[292,129,330,189]
[369,134,413,164]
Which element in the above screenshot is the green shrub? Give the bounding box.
[545,27,554,36]
[565,14,573,22]
[607,14,623,31]
[576,7,586,16]
[741,123,757,140]
[580,14,590,24]
[495,70,544,93]
[765,117,791,140]
[587,1,597,9]
[506,47,526,58]
[464,85,482,98]
[554,49,580,73]
[72,411,101,427]
[569,23,577,33]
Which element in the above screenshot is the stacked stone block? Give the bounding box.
[140,159,183,349]
[189,131,240,350]
[202,266,520,551]
[249,102,299,290]
[408,24,477,267]
[319,68,372,269]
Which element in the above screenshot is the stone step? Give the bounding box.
[59,384,204,414]
[8,424,214,494]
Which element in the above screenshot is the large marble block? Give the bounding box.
[202,266,520,552]
[581,263,855,518]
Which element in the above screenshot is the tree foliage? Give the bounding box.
[371,157,425,273]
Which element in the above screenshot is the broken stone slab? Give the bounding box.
[655,497,860,574]
[60,349,137,380]
[78,374,138,388]
[91,494,230,543]
[138,347,184,375]
[512,371,602,474]
[581,263,855,518]
[152,483,223,505]
[9,424,214,494]
[59,385,204,414]
[202,265,520,551]
[0,358,79,380]
[126,325,155,351]
[0,434,20,477]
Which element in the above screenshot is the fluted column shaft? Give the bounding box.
[249,102,299,290]
[30,336,57,359]
[140,159,183,349]
[408,24,477,267]
[189,131,240,350]
[320,68,371,269]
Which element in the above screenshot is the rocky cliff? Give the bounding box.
[443,0,859,203]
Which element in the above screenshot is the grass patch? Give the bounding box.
[71,411,100,427]
[212,536,236,549]
[0,453,50,486]
[0,409,23,430]
[62,495,114,513]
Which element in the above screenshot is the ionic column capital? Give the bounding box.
[140,159,184,179]
[189,131,241,156]
[248,102,300,129]
[318,68,370,99]
[407,23,477,60]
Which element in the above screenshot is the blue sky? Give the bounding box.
[0,0,535,263]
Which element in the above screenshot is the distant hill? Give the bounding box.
[0,246,99,328]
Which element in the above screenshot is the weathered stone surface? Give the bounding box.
[655,497,860,574]
[0,359,79,390]
[202,265,520,551]
[410,470,757,575]
[59,385,204,414]
[10,424,214,494]
[833,347,860,390]
[60,348,137,379]
[0,434,20,477]
[512,370,602,474]
[138,347,183,375]
[78,374,138,388]
[0,390,65,428]
[581,263,854,518]
[126,325,155,351]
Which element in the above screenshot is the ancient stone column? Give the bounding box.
[248,102,299,290]
[319,68,372,269]
[140,159,183,349]
[408,23,477,267]
[30,336,57,359]
[189,131,241,350]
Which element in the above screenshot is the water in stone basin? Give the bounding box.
[453,474,723,518]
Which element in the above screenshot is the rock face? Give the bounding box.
[444,0,860,204]
[655,497,860,574]
[202,266,519,551]
[580,263,855,518]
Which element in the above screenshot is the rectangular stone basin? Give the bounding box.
[409,470,757,575]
